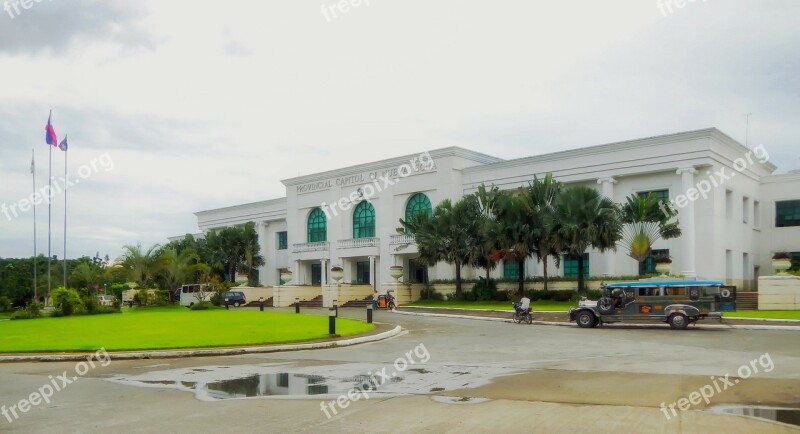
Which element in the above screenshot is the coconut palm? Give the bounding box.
[69,262,103,296]
[156,247,210,299]
[549,187,622,295]
[469,184,502,282]
[119,243,161,288]
[521,173,563,291]
[495,191,534,296]
[619,193,681,266]
[401,198,479,297]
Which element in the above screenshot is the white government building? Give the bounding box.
[185,128,800,304]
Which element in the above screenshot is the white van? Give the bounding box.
[177,284,211,307]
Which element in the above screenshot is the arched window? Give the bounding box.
[307,208,327,242]
[352,201,375,239]
[405,193,432,225]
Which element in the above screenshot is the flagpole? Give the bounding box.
[32,148,37,303]
[63,144,67,287]
[47,135,52,299]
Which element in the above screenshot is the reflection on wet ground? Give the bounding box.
[107,362,518,402]
[710,405,800,428]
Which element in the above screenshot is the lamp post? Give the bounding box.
[295,297,300,314]
[330,266,343,313]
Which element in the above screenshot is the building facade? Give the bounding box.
[188,128,800,292]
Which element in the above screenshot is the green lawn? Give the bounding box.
[0,306,374,353]
[725,310,800,320]
[409,300,573,311]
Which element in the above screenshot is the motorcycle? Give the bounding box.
[512,302,533,324]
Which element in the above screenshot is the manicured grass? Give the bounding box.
[725,310,800,320]
[0,306,374,353]
[0,312,10,320]
[408,300,573,311]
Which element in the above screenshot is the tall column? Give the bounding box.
[597,177,617,277]
[257,221,269,286]
[677,167,697,279]
[320,259,328,285]
[369,255,376,289]
[293,260,300,285]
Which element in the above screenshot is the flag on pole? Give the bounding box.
[59,134,68,151]
[45,110,58,147]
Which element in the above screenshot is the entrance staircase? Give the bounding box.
[736,292,758,310]
[298,295,323,308]
[342,295,372,308]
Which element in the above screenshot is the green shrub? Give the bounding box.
[209,291,223,306]
[471,278,498,301]
[420,288,444,301]
[493,290,511,301]
[50,309,65,318]
[154,290,171,306]
[52,288,81,316]
[83,296,98,314]
[552,291,574,302]
[190,302,210,311]
[11,302,42,320]
[0,296,10,312]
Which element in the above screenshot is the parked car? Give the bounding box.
[223,291,246,307]
[96,295,115,307]
[176,284,211,307]
[568,280,736,330]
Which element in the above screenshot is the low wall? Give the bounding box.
[322,284,374,308]
[758,276,800,310]
[231,286,273,304]
[273,285,322,307]
[429,280,627,297]
[382,283,425,305]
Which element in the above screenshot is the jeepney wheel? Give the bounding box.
[668,313,689,330]
[576,311,596,328]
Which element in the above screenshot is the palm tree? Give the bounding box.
[470,185,502,282]
[549,187,622,295]
[70,262,103,296]
[522,174,562,291]
[240,222,265,286]
[119,244,161,288]
[495,191,534,296]
[156,247,210,299]
[619,193,681,268]
[401,198,479,298]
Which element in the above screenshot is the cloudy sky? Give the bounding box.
[0,0,798,260]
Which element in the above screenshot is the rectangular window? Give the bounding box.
[638,189,669,203]
[278,373,289,387]
[664,286,687,296]
[754,200,761,227]
[503,260,523,279]
[743,197,749,224]
[776,200,800,227]
[356,261,370,284]
[639,249,669,275]
[277,231,288,250]
[725,190,733,219]
[563,253,589,279]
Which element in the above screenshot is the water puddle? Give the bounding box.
[108,363,519,402]
[709,405,800,428]
[430,396,491,405]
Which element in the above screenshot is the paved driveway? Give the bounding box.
[1,309,799,433]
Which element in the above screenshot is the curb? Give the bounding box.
[393,310,800,331]
[0,325,402,363]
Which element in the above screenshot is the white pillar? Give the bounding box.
[677,167,697,279]
[257,221,269,285]
[293,260,300,285]
[369,255,376,288]
[320,259,328,286]
[597,177,617,277]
